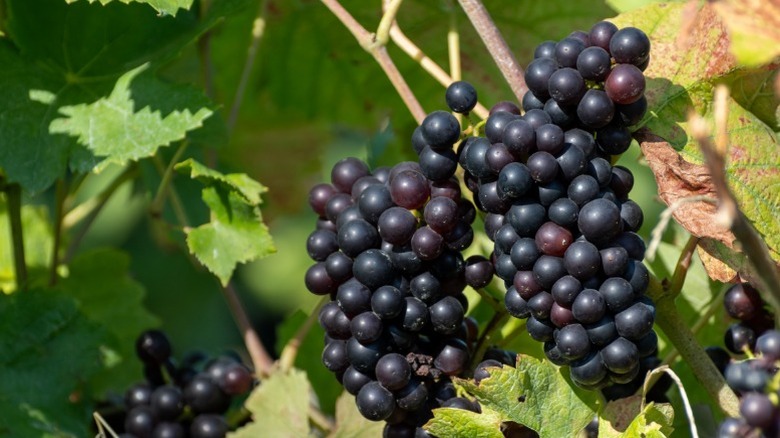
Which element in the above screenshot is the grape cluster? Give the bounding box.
[113,330,254,438]
[306,146,493,434]
[723,283,776,355]
[455,21,656,390]
[718,329,780,437]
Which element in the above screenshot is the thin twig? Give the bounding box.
[63,165,139,264]
[688,90,780,324]
[321,0,426,123]
[469,310,509,370]
[222,282,274,376]
[278,296,329,371]
[457,0,527,101]
[375,0,403,46]
[49,179,67,286]
[669,235,700,296]
[150,141,190,220]
[227,0,269,133]
[641,366,699,438]
[6,184,27,291]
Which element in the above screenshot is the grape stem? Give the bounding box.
[456,0,527,102]
[669,235,699,296]
[49,179,67,286]
[223,282,275,376]
[381,2,489,119]
[278,296,329,372]
[647,275,740,417]
[320,0,426,123]
[227,0,269,133]
[4,183,27,291]
[688,89,780,325]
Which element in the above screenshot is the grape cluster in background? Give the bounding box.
[103,330,254,438]
[457,20,656,392]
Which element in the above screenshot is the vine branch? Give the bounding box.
[669,235,700,296]
[321,0,426,123]
[456,0,527,101]
[227,0,269,133]
[49,179,67,286]
[5,183,27,291]
[223,282,274,377]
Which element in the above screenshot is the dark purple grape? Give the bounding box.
[544,98,577,130]
[514,270,542,300]
[605,64,645,105]
[551,301,575,327]
[548,198,579,229]
[565,129,596,158]
[544,340,570,365]
[423,196,459,235]
[534,40,557,59]
[587,157,612,187]
[375,353,411,391]
[556,144,587,182]
[390,170,430,210]
[358,184,394,224]
[494,224,520,255]
[586,315,618,347]
[419,147,457,182]
[552,275,582,307]
[125,382,153,409]
[430,177,461,201]
[523,90,546,111]
[740,393,775,429]
[332,158,370,195]
[614,301,655,341]
[441,397,481,413]
[305,263,337,295]
[153,422,185,438]
[615,96,647,126]
[319,301,352,339]
[325,251,353,283]
[309,183,337,217]
[410,271,442,304]
[338,219,380,258]
[564,241,601,280]
[756,330,780,360]
[535,222,574,257]
[421,110,460,149]
[125,406,157,437]
[435,339,470,376]
[527,151,559,184]
[523,109,553,130]
[474,359,503,384]
[484,213,505,241]
[614,233,646,262]
[577,89,614,129]
[219,362,253,395]
[351,312,384,344]
[506,200,546,237]
[151,385,183,420]
[494,253,518,281]
[445,81,478,114]
[725,323,757,354]
[527,315,556,342]
[371,285,404,320]
[578,198,622,245]
[717,418,750,438]
[568,175,601,206]
[307,229,339,261]
[610,166,634,199]
[555,37,586,68]
[184,375,230,414]
[136,330,172,365]
[396,379,429,411]
[486,143,515,175]
[343,365,372,395]
[525,57,558,98]
[528,291,555,319]
[724,283,763,321]
[572,288,606,324]
[536,123,565,155]
[570,352,608,387]
[357,381,396,421]
[498,162,533,200]
[533,255,567,290]
[352,176,382,200]
[444,220,474,251]
[548,68,586,106]
[600,246,629,277]
[353,249,396,290]
[596,123,632,155]
[601,337,639,373]
[609,27,651,66]
[510,237,540,271]
[620,200,643,232]
[485,111,518,144]
[429,296,464,335]
[335,204,363,230]
[600,277,635,313]
[400,297,428,332]
[322,340,349,372]
[568,30,590,46]
[478,181,512,214]
[336,278,371,317]
[502,119,536,157]
[555,323,591,360]
[505,286,530,319]
[635,330,658,358]
[411,226,444,260]
[490,101,521,115]
[589,21,618,51]
[576,46,612,81]
[377,207,417,246]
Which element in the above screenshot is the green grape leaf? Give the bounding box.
[228,368,311,438]
[711,0,780,67]
[57,248,160,398]
[0,202,53,292]
[599,395,674,437]
[0,289,107,437]
[426,407,504,438]
[0,0,246,193]
[605,0,682,13]
[612,3,780,277]
[328,391,386,438]
[50,64,213,169]
[65,0,194,16]
[432,355,600,438]
[178,160,275,285]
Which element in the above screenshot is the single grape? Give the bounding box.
[533,255,567,290]
[136,330,172,365]
[609,27,651,66]
[601,337,639,374]
[486,143,515,175]
[555,323,591,360]
[502,119,536,157]
[551,275,583,307]
[411,226,444,260]
[578,198,622,245]
[568,174,601,206]
[400,297,429,332]
[350,312,384,344]
[555,37,586,68]
[506,200,546,238]
[445,81,478,114]
[724,323,757,354]
[498,162,533,200]
[527,151,559,184]
[600,277,635,313]
[605,64,646,105]
[600,246,629,277]
[585,315,618,347]
[535,222,574,257]
[596,123,633,156]
[756,330,780,361]
[523,108,553,129]
[309,183,337,217]
[589,21,618,51]
[434,339,470,376]
[723,283,764,321]
[184,375,230,414]
[739,393,775,429]
[570,352,608,387]
[615,96,647,126]
[523,90,546,111]
[526,315,556,342]
[190,414,228,438]
[485,111,517,144]
[150,385,184,420]
[544,98,577,130]
[525,57,558,98]
[125,382,153,409]
[343,366,372,395]
[548,68,586,106]
[322,340,350,372]
[125,406,157,437]
[430,296,465,335]
[395,379,429,411]
[375,353,412,391]
[535,123,565,155]
[418,147,457,182]
[505,286,531,319]
[490,101,522,115]
[577,89,615,129]
[534,40,557,59]
[153,422,186,438]
[614,301,655,341]
[331,158,370,194]
[528,291,555,320]
[572,288,606,324]
[564,241,601,280]
[389,169,430,210]
[576,46,612,81]
[556,144,587,182]
[421,110,460,149]
[338,219,380,258]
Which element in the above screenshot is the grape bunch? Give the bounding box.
[110,330,254,438]
[306,148,495,434]
[723,283,776,355]
[454,21,656,391]
[718,329,780,437]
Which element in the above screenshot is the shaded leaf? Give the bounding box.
[721,65,780,131]
[599,395,674,437]
[712,0,780,67]
[425,407,504,438]
[449,355,600,438]
[228,368,311,438]
[66,0,195,16]
[57,248,160,398]
[328,391,386,438]
[50,64,213,168]
[0,289,107,437]
[175,158,267,205]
